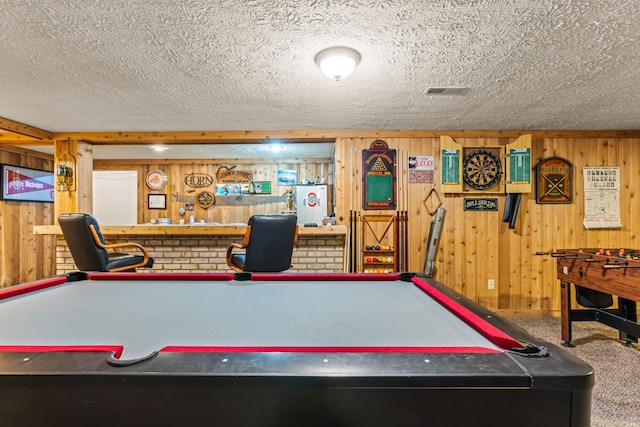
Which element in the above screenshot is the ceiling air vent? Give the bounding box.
[426,87,468,95]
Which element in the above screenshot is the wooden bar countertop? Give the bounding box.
[33,224,348,237]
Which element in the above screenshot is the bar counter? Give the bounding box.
[33,224,348,274]
[33,224,347,237]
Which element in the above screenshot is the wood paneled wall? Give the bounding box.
[334,136,640,315]
[93,159,333,224]
[0,147,56,288]
[4,134,640,316]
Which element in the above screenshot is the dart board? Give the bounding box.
[463,149,502,190]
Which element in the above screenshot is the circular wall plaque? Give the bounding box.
[197,191,215,209]
[146,170,168,191]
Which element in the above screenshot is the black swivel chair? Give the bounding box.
[226,214,298,273]
[58,213,154,272]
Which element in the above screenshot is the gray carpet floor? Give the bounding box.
[509,317,640,427]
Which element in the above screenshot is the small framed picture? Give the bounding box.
[148,193,167,209]
[254,181,271,194]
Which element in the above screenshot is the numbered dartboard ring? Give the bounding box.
[463,149,502,190]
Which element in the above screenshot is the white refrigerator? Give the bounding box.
[295,184,328,226]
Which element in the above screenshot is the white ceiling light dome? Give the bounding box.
[315,46,361,81]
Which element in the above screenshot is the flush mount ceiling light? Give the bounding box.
[264,143,286,152]
[315,46,361,81]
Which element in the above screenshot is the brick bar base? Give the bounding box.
[55,235,346,274]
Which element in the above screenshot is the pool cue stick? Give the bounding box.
[401,211,406,271]
[397,211,402,272]
[344,219,350,273]
[357,211,362,272]
[351,210,357,273]
[395,210,400,271]
[396,211,400,272]
[347,210,353,273]
[404,210,409,271]
[400,211,404,272]
[353,209,358,273]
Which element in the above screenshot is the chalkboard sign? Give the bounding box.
[362,141,396,210]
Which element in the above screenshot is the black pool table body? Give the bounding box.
[0,272,593,427]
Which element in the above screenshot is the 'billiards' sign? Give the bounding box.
[362,140,397,210]
[464,198,498,211]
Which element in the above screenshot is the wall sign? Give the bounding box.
[197,191,215,209]
[0,164,54,203]
[146,169,168,191]
[535,157,572,204]
[216,166,253,184]
[464,198,498,211]
[408,156,434,184]
[184,172,214,189]
[362,140,397,210]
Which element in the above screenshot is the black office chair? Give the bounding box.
[226,214,298,273]
[58,213,154,272]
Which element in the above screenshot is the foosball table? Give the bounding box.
[547,248,640,347]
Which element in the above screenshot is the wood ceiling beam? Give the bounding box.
[51,129,640,144]
[0,117,52,140]
[3,128,640,146]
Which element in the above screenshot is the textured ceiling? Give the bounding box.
[1,0,639,138]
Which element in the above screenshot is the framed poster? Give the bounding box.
[583,166,621,229]
[277,170,297,185]
[535,157,573,204]
[362,140,397,210]
[148,193,167,209]
[0,164,55,202]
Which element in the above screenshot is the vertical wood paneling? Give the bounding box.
[0,148,56,288]
[3,135,640,315]
[628,138,640,248]
[334,135,640,314]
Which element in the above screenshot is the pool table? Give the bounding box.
[0,272,593,427]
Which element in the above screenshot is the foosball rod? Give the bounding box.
[535,251,593,258]
[603,263,640,269]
